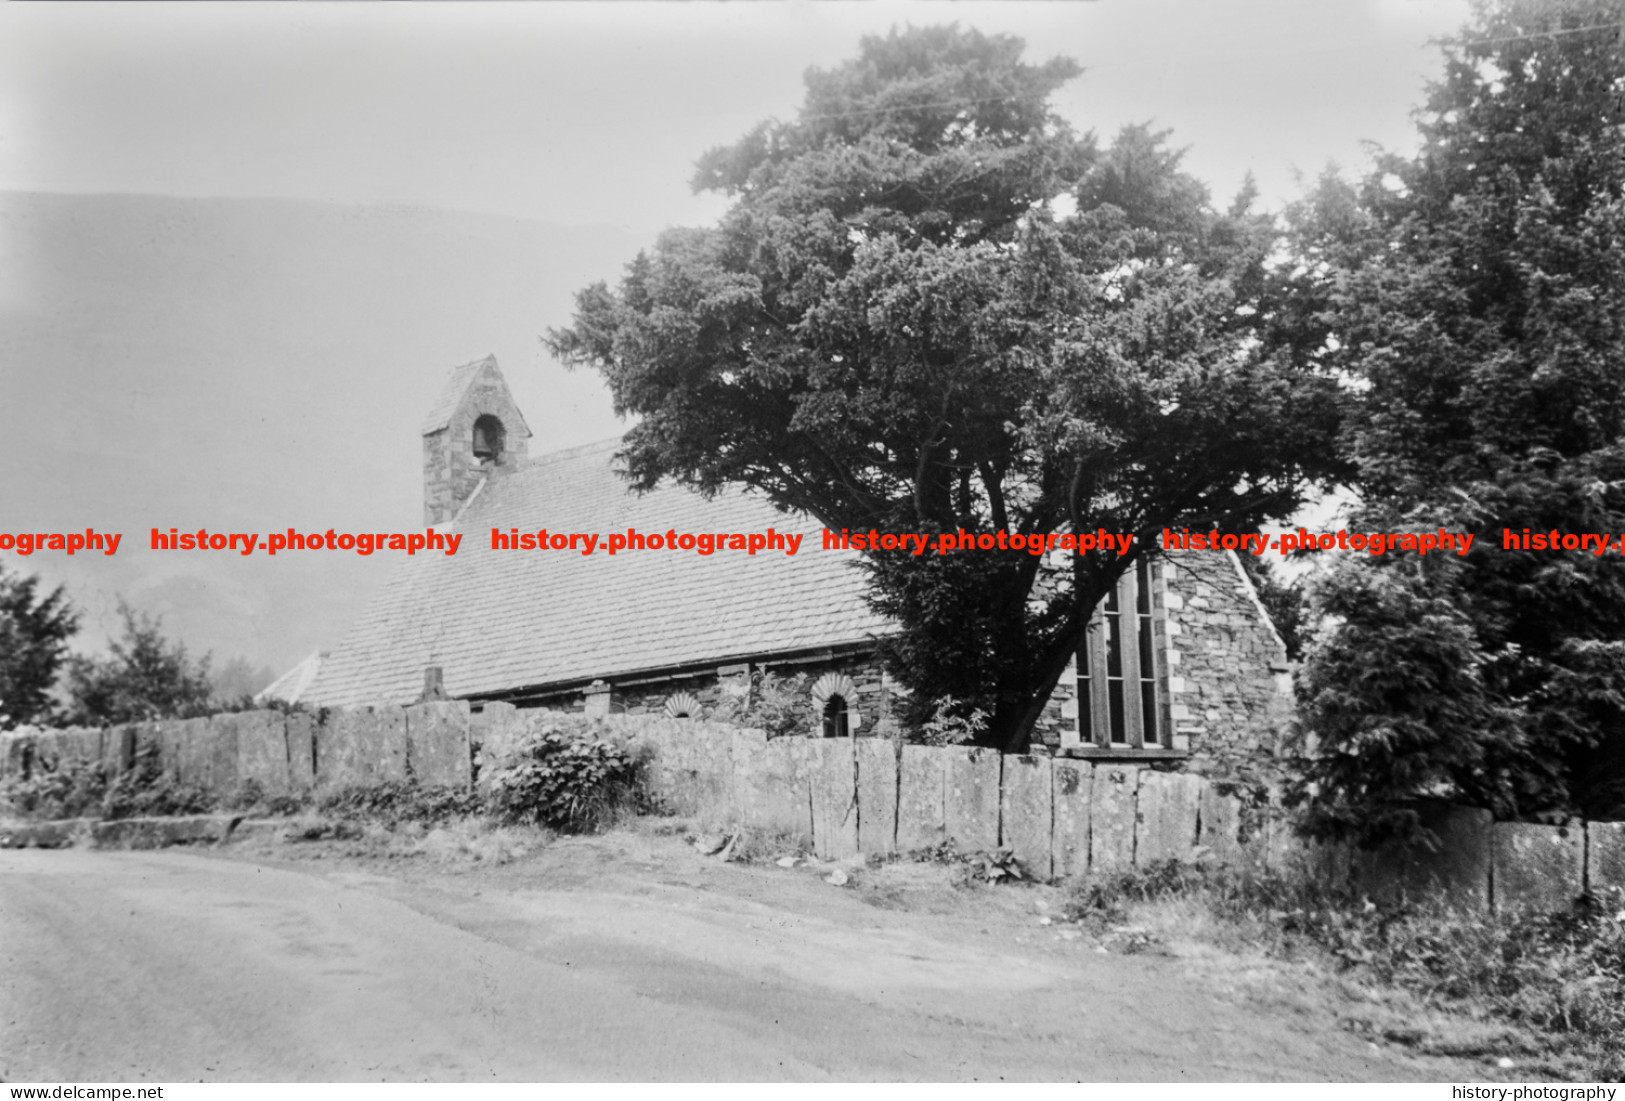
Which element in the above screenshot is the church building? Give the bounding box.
[291,356,1293,781]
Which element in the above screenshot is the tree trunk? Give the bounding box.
[983,631,1085,754]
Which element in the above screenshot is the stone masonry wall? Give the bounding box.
[1161,551,1293,788]
[511,653,894,737]
[1028,550,1292,788]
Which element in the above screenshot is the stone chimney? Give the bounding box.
[421,355,531,525]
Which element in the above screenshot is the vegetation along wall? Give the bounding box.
[3,705,1620,913]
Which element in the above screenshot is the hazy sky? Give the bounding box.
[2,0,1471,229]
[0,0,1476,676]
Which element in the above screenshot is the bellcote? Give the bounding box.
[421,355,531,526]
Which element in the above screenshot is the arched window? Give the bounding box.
[822,693,850,739]
[472,414,505,462]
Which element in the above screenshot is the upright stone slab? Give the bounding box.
[154,717,229,788]
[943,746,1000,853]
[406,701,473,788]
[60,726,103,764]
[1088,765,1139,874]
[1197,783,1243,865]
[104,724,138,774]
[727,728,770,824]
[318,706,407,788]
[759,735,813,845]
[1135,770,1203,866]
[1052,760,1092,879]
[645,724,695,814]
[127,721,162,772]
[223,711,292,793]
[0,733,20,779]
[1000,754,1054,880]
[1352,804,1491,910]
[472,701,526,788]
[202,716,241,791]
[0,732,28,780]
[689,724,735,815]
[896,745,947,852]
[643,719,696,813]
[1493,822,1585,912]
[1587,821,1625,894]
[29,729,64,771]
[284,712,315,790]
[808,737,858,860]
[855,737,898,855]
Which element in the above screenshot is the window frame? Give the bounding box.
[1070,557,1180,757]
[821,693,851,739]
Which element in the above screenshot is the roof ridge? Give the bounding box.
[519,435,625,469]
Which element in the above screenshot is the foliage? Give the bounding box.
[61,600,216,726]
[1287,0,1625,836]
[907,838,1030,884]
[1064,860,1625,1079]
[0,565,79,728]
[486,728,646,833]
[100,742,216,819]
[547,25,1344,751]
[0,756,112,819]
[316,780,482,826]
[714,670,813,739]
[911,695,988,746]
[0,743,216,821]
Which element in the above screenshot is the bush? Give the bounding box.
[101,743,215,819]
[714,671,812,738]
[486,728,645,832]
[910,695,988,746]
[0,756,112,819]
[0,744,217,820]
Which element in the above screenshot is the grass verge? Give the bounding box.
[1065,859,1625,1080]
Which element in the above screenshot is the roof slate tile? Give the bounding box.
[304,438,890,707]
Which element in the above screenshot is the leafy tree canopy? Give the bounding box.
[1291,0,1625,838]
[62,600,215,726]
[549,25,1344,750]
[0,565,79,728]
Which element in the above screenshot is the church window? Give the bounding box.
[1077,557,1168,748]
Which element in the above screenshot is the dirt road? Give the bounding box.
[0,826,1479,1081]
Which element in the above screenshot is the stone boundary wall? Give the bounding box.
[5,707,1621,911]
[0,703,474,797]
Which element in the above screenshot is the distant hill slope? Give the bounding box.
[0,191,654,673]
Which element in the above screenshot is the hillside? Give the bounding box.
[0,191,654,673]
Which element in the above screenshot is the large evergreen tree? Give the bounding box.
[1292,0,1625,839]
[550,25,1343,751]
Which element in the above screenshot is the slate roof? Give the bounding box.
[302,438,891,707]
